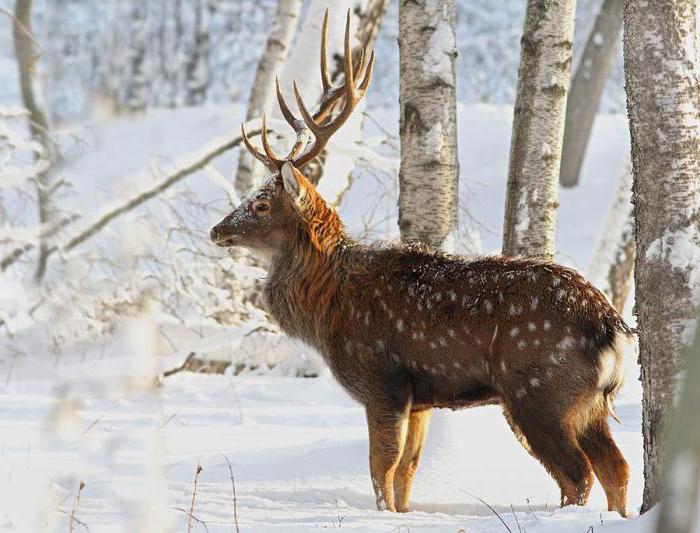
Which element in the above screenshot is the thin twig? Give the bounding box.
[173,507,210,533]
[69,481,85,533]
[510,504,522,533]
[460,489,512,533]
[526,497,539,520]
[157,409,180,431]
[188,465,203,533]
[223,455,240,533]
[81,416,102,436]
[0,7,43,50]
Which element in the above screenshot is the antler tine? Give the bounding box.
[241,123,278,172]
[343,9,355,89]
[358,50,375,95]
[260,114,283,163]
[320,9,332,93]
[275,77,298,127]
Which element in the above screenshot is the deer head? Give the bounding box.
[210,10,374,261]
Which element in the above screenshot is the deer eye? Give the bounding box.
[254,201,270,213]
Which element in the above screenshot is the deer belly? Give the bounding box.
[411,374,501,411]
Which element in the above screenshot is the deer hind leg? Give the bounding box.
[393,409,432,512]
[366,404,410,512]
[578,415,629,517]
[504,402,594,507]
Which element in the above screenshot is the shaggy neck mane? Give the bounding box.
[295,188,348,255]
[267,187,352,346]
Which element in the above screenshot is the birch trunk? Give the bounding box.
[234,0,302,196]
[397,0,459,249]
[502,0,576,261]
[587,160,634,312]
[13,0,57,281]
[560,0,623,187]
[656,318,700,533]
[623,0,700,512]
[183,0,212,106]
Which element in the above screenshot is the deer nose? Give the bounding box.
[210,225,221,243]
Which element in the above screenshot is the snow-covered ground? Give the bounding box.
[1,103,656,532]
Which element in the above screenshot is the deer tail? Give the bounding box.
[597,327,635,424]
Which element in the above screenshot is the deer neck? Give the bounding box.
[264,229,353,348]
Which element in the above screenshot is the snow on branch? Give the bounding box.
[1,128,263,271]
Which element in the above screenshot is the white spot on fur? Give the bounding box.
[557,336,576,350]
[510,327,520,337]
[447,328,456,338]
[509,304,522,316]
[529,377,541,388]
[396,319,405,332]
[438,337,447,346]
[429,342,437,350]
[528,322,536,332]
[516,387,527,398]
[453,361,461,369]
[373,288,380,297]
[484,300,494,314]
[543,320,552,331]
[449,290,457,301]
[533,339,541,347]
[500,360,507,373]
[530,297,539,311]
[517,340,527,350]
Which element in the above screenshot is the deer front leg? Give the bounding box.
[394,409,432,512]
[366,405,409,512]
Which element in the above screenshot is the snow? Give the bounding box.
[0,345,650,532]
[423,19,457,85]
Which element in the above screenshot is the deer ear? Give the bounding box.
[281,161,302,200]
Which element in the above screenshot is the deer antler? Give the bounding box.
[241,9,374,174]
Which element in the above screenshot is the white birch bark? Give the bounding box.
[13,0,57,281]
[587,160,634,312]
[397,0,459,249]
[560,0,623,187]
[183,0,212,106]
[623,0,700,512]
[656,320,700,533]
[234,0,303,196]
[502,0,576,261]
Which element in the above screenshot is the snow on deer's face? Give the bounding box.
[210,163,306,260]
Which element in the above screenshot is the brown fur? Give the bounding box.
[211,164,631,516]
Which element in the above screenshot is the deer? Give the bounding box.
[210,10,632,517]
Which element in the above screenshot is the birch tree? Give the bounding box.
[13,0,58,280]
[183,0,213,106]
[656,319,700,533]
[234,0,303,196]
[502,0,576,260]
[587,161,634,312]
[397,0,459,249]
[623,0,700,512]
[560,0,623,187]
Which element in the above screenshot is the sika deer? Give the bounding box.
[211,10,631,516]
